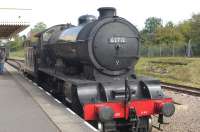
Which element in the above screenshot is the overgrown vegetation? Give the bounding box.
[140,14,200,56]
[136,57,200,88]
[9,48,24,59]
[9,36,24,52]
[9,22,47,59]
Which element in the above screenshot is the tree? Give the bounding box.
[155,27,184,45]
[190,13,200,44]
[177,20,192,43]
[165,21,174,28]
[31,22,47,33]
[144,17,162,33]
[140,17,163,46]
[10,35,24,51]
[28,22,47,43]
[155,22,184,45]
[140,30,151,45]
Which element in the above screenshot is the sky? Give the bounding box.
[0,0,200,35]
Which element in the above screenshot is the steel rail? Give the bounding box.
[6,58,23,70]
[7,58,200,97]
[161,82,200,97]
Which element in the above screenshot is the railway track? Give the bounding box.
[7,58,200,132]
[7,58,200,97]
[6,58,24,70]
[161,82,200,97]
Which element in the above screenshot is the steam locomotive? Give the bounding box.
[24,7,175,132]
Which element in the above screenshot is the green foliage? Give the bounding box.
[28,22,47,43]
[190,14,200,44]
[141,17,163,45]
[141,13,200,49]
[9,22,47,59]
[136,57,200,88]
[165,21,174,28]
[10,48,24,59]
[155,23,184,45]
[9,35,24,51]
[31,22,47,33]
[144,17,162,33]
[140,30,152,45]
[177,20,192,43]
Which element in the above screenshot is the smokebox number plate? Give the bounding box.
[108,37,127,44]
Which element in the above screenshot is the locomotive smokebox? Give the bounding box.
[98,7,116,18]
[39,7,139,76]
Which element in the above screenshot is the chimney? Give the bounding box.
[98,7,116,19]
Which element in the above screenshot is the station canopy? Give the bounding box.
[0,8,31,39]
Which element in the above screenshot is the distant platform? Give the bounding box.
[0,63,97,132]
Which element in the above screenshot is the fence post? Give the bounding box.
[159,44,162,57]
[187,39,192,57]
[172,43,175,56]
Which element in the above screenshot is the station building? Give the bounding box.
[0,8,31,39]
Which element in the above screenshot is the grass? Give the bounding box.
[135,57,200,88]
[9,49,200,88]
[9,48,25,60]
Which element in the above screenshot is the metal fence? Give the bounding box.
[140,43,200,57]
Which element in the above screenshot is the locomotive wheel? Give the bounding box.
[96,121,117,132]
[132,117,152,132]
[97,122,103,132]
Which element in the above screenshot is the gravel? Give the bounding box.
[152,90,200,132]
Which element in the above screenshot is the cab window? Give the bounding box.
[42,29,55,42]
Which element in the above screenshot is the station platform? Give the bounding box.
[0,63,97,132]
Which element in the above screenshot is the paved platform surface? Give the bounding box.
[0,63,97,132]
[0,65,59,132]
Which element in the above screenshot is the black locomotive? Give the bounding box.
[24,7,175,132]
